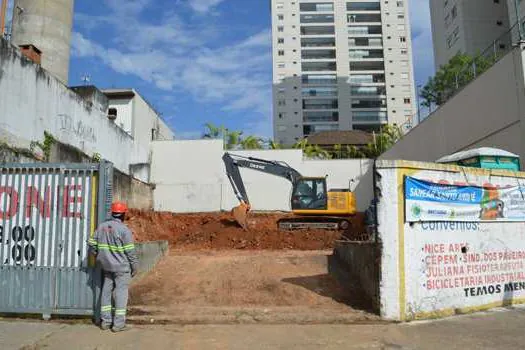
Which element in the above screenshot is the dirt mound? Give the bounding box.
[127,210,366,250]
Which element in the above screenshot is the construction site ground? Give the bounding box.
[126,210,374,324]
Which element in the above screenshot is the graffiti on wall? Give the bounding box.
[58,114,97,143]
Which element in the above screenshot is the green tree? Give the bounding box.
[304,144,331,159]
[361,125,403,158]
[293,139,331,159]
[268,139,282,149]
[202,123,245,150]
[345,145,365,159]
[293,138,309,150]
[420,53,494,108]
[240,135,263,150]
[203,123,224,139]
[225,130,243,150]
[332,144,342,159]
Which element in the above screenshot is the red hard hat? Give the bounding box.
[111,201,128,214]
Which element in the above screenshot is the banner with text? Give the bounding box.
[405,176,525,222]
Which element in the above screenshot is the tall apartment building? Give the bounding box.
[507,0,525,42]
[271,0,417,145]
[429,0,510,70]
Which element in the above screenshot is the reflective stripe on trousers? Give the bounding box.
[100,271,131,329]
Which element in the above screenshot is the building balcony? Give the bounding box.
[302,87,338,98]
[300,3,334,12]
[348,25,382,36]
[351,99,387,109]
[302,61,337,72]
[352,111,388,123]
[302,49,336,60]
[351,85,387,96]
[347,3,381,12]
[347,14,382,24]
[301,25,335,36]
[350,61,385,72]
[301,37,336,48]
[349,37,383,47]
[348,74,386,85]
[300,14,335,24]
[303,111,339,122]
[303,124,339,135]
[303,98,339,109]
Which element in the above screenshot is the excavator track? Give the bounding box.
[277,217,351,231]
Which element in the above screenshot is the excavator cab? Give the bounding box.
[291,177,328,210]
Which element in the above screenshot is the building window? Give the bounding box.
[397,14,404,19]
[278,87,285,93]
[278,26,284,32]
[404,98,411,104]
[277,62,285,68]
[401,49,407,54]
[400,36,406,42]
[278,14,284,20]
[278,99,286,106]
[276,2,284,9]
[396,1,403,7]
[278,38,284,44]
[278,50,285,56]
[278,112,286,119]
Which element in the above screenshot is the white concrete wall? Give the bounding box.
[0,39,135,173]
[376,160,525,321]
[109,98,133,135]
[380,45,525,166]
[151,140,374,213]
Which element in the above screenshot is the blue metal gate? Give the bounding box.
[0,162,113,318]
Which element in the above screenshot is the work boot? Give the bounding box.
[100,323,111,331]
[112,325,131,333]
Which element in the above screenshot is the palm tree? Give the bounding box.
[305,144,331,159]
[226,130,243,150]
[240,135,263,150]
[361,125,403,158]
[333,144,342,159]
[345,145,365,159]
[203,123,223,139]
[268,139,282,149]
[293,138,309,150]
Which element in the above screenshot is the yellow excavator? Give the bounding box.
[222,152,357,230]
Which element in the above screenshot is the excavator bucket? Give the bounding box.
[232,202,250,230]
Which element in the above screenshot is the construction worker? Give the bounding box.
[88,201,138,332]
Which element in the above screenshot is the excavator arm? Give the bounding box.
[222,152,302,229]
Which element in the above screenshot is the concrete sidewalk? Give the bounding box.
[2,308,525,350]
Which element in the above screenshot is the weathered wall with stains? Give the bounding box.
[0,38,134,174]
[376,160,525,321]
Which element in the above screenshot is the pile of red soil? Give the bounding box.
[127,210,366,250]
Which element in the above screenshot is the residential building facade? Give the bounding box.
[507,0,525,43]
[429,0,510,70]
[271,0,417,145]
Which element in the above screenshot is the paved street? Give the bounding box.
[2,308,525,350]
